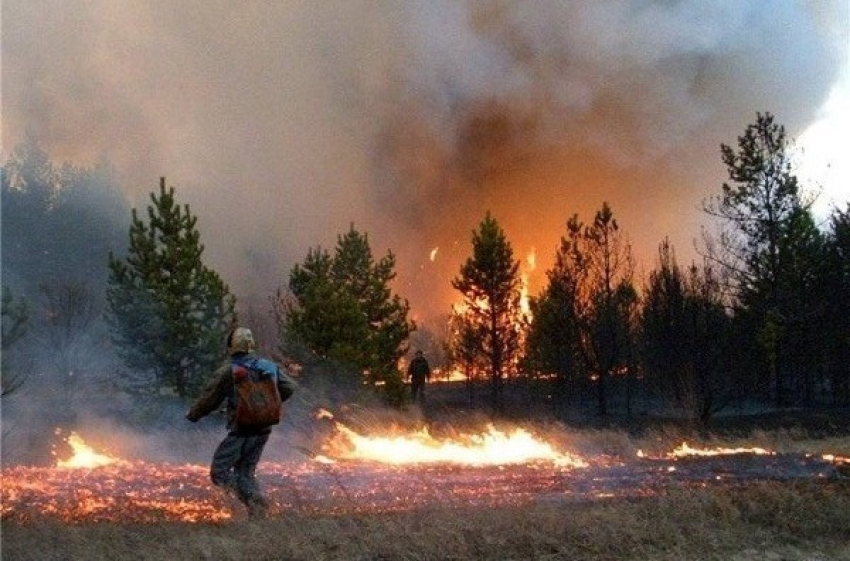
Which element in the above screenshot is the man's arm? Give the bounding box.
[186,365,231,421]
[277,366,297,402]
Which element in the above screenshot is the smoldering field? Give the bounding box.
[3,399,850,561]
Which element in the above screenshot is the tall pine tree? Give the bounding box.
[704,112,822,406]
[451,212,523,414]
[107,178,236,398]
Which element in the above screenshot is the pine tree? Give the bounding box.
[640,240,734,422]
[451,212,523,414]
[526,204,635,417]
[524,216,586,419]
[704,112,822,406]
[281,225,413,404]
[822,204,850,405]
[107,178,236,398]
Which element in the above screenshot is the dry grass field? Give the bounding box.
[3,479,849,560]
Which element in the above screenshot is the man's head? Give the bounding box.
[227,327,256,354]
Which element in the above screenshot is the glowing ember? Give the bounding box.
[315,409,334,420]
[822,454,850,466]
[55,432,122,469]
[321,421,587,467]
[430,246,439,262]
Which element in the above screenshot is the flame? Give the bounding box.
[430,246,439,262]
[1,429,839,524]
[639,442,775,460]
[519,248,536,319]
[526,248,537,270]
[667,442,774,458]
[55,432,122,469]
[519,271,531,316]
[432,367,469,383]
[321,421,587,468]
[315,408,335,420]
[822,454,850,465]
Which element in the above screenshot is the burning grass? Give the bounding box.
[2,422,849,559]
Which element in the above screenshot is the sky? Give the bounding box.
[2,0,848,326]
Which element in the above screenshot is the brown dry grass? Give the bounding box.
[4,479,849,560]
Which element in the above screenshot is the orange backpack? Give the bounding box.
[231,358,282,428]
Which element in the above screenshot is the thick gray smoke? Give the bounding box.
[3,0,847,324]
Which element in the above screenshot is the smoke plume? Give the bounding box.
[2,0,846,323]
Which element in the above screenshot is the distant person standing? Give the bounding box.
[408,350,431,402]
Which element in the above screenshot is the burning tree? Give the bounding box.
[278,225,413,404]
[451,212,524,414]
[107,178,236,398]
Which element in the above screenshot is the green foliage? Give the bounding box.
[450,212,523,413]
[107,178,236,398]
[281,225,413,403]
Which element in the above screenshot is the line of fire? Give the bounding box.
[3,413,847,524]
